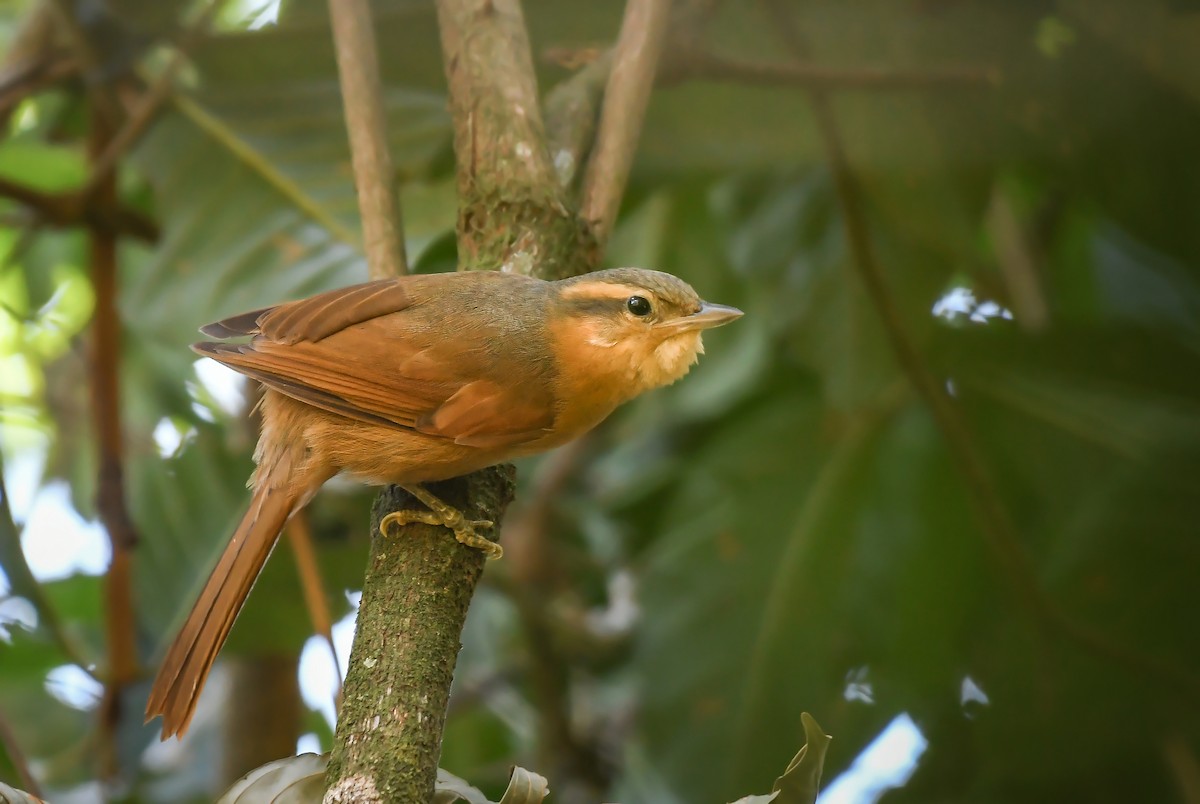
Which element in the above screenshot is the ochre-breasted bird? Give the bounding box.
[145,267,742,737]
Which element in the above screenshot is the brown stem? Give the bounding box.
[87,102,139,781]
[543,51,613,190]
[1164,734,1200,804]
[762,0,1200,701]
[579,0,672,253]
[326,1,566,799]
[0,706,43,799]
[985,188,1049,331]
[328,0,408,278]
[286,511,342,698]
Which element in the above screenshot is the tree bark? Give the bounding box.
[325,473,514,802]
[435,0,594,278]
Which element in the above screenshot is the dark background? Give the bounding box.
[1,0,1198,801]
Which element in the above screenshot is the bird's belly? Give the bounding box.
[263,387,617,488]
[325,421,503,485]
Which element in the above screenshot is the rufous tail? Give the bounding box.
[145,458,311,738]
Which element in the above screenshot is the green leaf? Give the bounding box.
[216,752,327,804]
[497,767,550,804]
[727,715,831,804]
[434,768,491,804]
[769,713,831,804]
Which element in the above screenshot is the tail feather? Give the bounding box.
[146,476,299,738]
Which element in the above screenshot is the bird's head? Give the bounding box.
[551,268,743,397]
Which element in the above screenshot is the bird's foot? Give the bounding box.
[379,484,501,559]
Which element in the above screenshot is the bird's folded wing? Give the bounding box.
[193,280,555,449]
[199,279,415,344]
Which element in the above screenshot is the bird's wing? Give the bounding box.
[193,277,557,449]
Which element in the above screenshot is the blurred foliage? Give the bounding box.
[0,0,1198,802]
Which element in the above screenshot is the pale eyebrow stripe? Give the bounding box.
[559,282,647,301]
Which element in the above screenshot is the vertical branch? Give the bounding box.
[87,102,139,779]
[327,0,677,797]
[326,2,541,801]
[325,474,515,803]
[579,0,672,254]
[328,0,408,278]
[436,0,590,279]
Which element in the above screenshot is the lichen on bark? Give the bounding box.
[324,470,515,802]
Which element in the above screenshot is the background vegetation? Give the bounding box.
[1,0,1198,801]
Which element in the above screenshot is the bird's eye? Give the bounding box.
[627,296,652,316]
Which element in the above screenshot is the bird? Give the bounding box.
[144,266,742,738]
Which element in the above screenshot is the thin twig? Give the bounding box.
[579,0,672,252]
[543,51,613,190]
[0,455,99,679]
[0,55,78,129]
[86,103,140,781]
[761,0,1200,701]
[503,437,592,585]
[81,0,227,201]
[1164,734,1200,804]
[44,0,121,124]
[499,437,612,797]
[328,0,407,278]
[0,176,159,242]
[660,48,997,89]
[986,188,1049,331]
[0,707,42,799]
[285,512,342,702]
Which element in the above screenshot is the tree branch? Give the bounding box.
[543,51,613,190]
[436,0,591,279]
[0,176,159,243]
[286,511,342,701]
[328,0,408,278]
[579,0,672,253]
[0,707,41,800]
[326,1,561,801]
[86,102,140,782]
[80,0,227,202]
[0,452,99,681]
[325,475,515,803]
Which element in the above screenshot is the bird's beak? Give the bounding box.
[656,302,744,333]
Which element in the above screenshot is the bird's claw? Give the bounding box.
[379,509,502,560]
